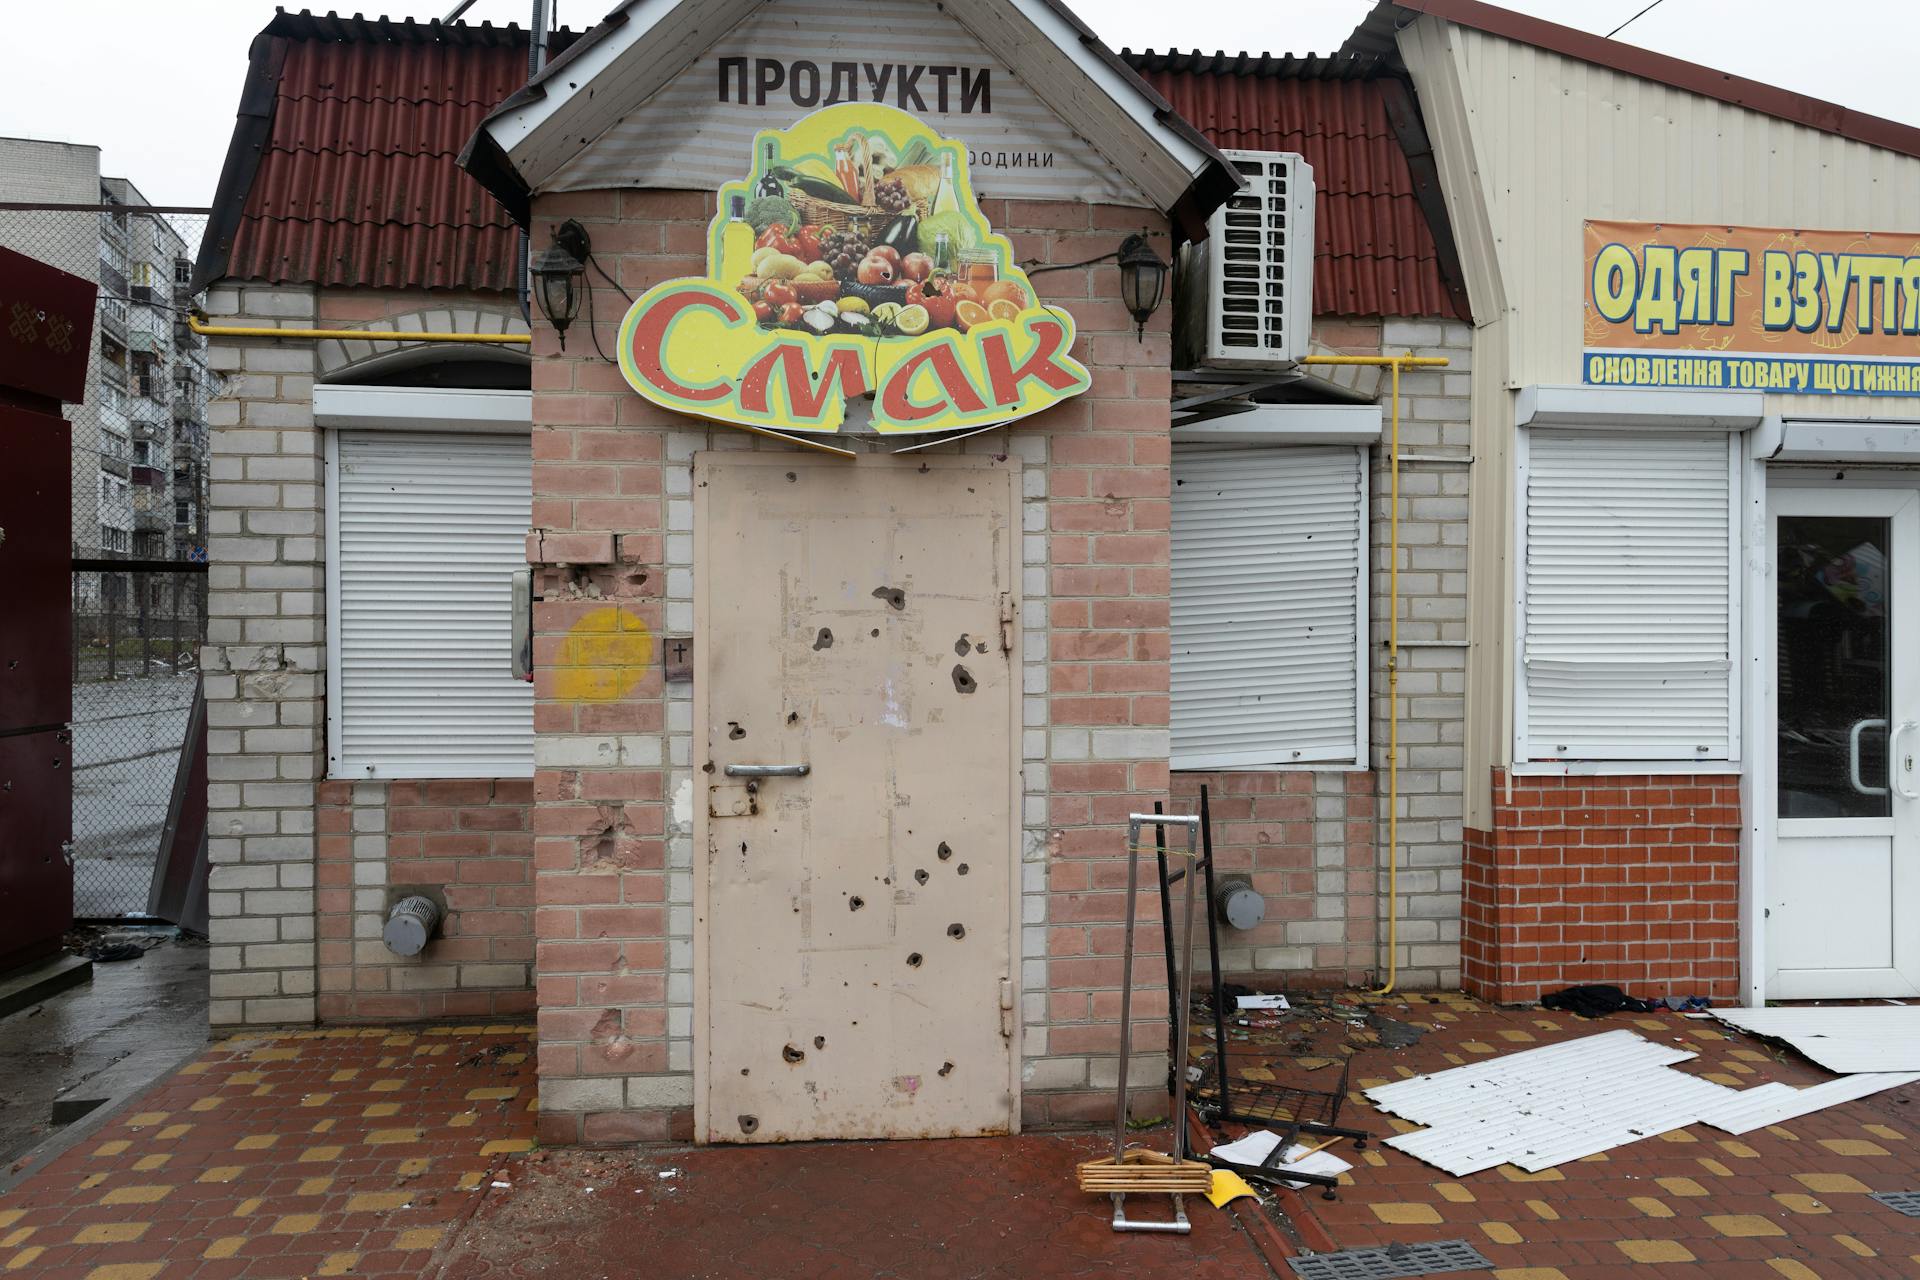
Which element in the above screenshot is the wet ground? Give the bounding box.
[0,933,208,1177]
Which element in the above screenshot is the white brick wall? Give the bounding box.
[202,283,325,1027]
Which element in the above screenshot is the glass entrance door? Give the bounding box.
[1768,485,1920,998]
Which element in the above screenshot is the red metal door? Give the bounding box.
[0,402,75,969]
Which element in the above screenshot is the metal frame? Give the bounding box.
[1109,811,1201,1233]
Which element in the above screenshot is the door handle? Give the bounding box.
[1890,721,1920,801]
[723,764,810,778]
[1850,718,1889,797]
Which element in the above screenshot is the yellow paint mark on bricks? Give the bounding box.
[75,1224,149,1245]
[99,1186,170,1206]
[481,1138,534,1155]
[368,1129,423,1145]
[81,1263,165,1280]
[1628,1196,1673,1218]
[203,1239,245,1260]
[1819,1139,1887,1157]
[318,1255,360,1277]
[396,1228,446,1250]
[1705,1215,1786,1238]
[4,1248,43,1272]
[1765,1261,1821,1280]
[347,1191,411,1213]
[1835,1236,1875,1258]
[1773,1194,1830,1214]
[1371,1203,1441,1225]
[1656,1177,1708,1197]
[271,1214,322,1235]
[1795,1173,1870,1195]
[198,1167,243,1184]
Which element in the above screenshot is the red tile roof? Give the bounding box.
[200,11,567,295]
[1128,52,1469,321]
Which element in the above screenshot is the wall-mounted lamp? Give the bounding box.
[529,219,590,349]
[1116,232,1169,342]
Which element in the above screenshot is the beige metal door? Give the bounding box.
[693,451,1021,1143]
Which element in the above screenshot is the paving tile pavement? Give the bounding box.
[432,1132,1284,1280]
[0,1025,536,1279]
[1213,992,1920,1280]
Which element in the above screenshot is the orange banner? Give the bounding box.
[1583,220,1920,396]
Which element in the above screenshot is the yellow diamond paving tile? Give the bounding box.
[1210,993,1920,1279]
[0,1026,534,1279]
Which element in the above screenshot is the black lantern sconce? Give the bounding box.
[530,218,591,349]
[1116,232,1168,342]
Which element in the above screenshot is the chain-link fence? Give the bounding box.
[0,198,214,918]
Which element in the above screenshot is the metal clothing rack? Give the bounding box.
[1153,788,1371,1200]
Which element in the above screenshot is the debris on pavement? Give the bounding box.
[1712,1004,1920,1072]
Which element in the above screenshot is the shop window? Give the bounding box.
[326,430,533,779]
[1515,429,1739,762]
[1170,443,1368,769]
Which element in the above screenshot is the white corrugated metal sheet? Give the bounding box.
[1711,1007,1920,1073]
[1697,1073,1920,1135]
[1365,1029,1920,1174]
[1397,18,1920,420]
[543,0,1153,205]
[1170,444,1365,769]
[1519,430,1735,761]
[329,430,533,779]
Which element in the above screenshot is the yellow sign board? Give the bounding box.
[1583,220,1920,396]
[619,102,1090,434]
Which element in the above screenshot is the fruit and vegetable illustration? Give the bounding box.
[715,108,1038,341]
[619,103,1088,437]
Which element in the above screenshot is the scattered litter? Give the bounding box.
[1539,984,1658,1018]
[1712,1006,1920,1073]
[1366,1011,1424,1049]
[1209,1131,1353,1189]
[1236,994,1290,1011]
[1205,1169,1259,1207]
[1365,1029,1920,1174]
[490,1181,511,1190]
[657,1169,680,1180]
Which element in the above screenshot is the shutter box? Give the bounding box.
[1174,151,1315,370]
[326,430,534,779]
[1171,443,1366,769]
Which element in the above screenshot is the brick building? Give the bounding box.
[192,0,1920,1148]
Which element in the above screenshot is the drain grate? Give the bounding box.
[1871,1191,1920,1218]
[1288,1240,1493,1280]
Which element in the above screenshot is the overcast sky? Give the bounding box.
[2,0,1916,209]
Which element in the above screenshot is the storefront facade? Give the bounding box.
[1369,0,1920,1007]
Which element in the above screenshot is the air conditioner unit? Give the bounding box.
[1175,150,1315,369]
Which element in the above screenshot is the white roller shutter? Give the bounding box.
[328,430,533,778]
[1171,444,1366,769]
[1519,429,1737,761]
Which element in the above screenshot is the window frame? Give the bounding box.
[1169,408,1379,772]
[1510,422,1744,768]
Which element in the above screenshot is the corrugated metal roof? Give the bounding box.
[1129,54,1467,320]
[1713,1007,1920,1074]
[208,10,574,294]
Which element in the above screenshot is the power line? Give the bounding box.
[1607,0,1666,39]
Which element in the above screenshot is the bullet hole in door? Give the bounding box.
[740,1068,750,1075]
[782,1044,805,1063]
[871,628,880,637]
[947,923,966,939]
[913,868,929,885]
[937,842,952,860]
[957,863,969,876]
[785,471,797,482]
[848,896,865,911]
[954,635,972,657]
[872,586,906,610]
[787,711,798,724]
[938,1062,954,1077]
[738,1115,759,1134]
[739,842,748,855]
[813,1035,826,1049]
[728,722,746,740]
[951,666,976,694]
[813,628,834,650]
[906,952,923,967]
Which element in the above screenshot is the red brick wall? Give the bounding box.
[316,778,536,1021]
[525,187,1174,1141]
[1460,770,1740,1004]
[1169,771,1379,985]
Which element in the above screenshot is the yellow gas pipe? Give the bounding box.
[1299,353,1450,997]
[185,315,532,343]
[191,312,1447,986]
